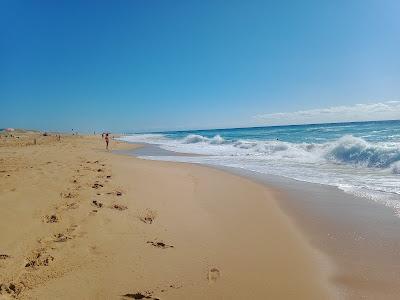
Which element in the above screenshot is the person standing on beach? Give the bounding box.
[105,133,109,150]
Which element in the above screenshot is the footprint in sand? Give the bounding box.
[43,214,59,223]
[207,268,221,283]
[122,291,159,299]
[111,204,128,211]
[48,225,78,243]
[66,202,79,209]
[87,160,99,164]
[60,191,77,199]
[25,250,54,269]
[168,283,183,289]
[92,182,104,189]
[147,240,174,249]
[139,209,157,224]
[0,282,22,297]
[53,233,70,243]
[0,254,11,260]
[105,190,123,196]
[92,200,103,208]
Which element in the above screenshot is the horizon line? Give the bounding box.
[129,118,400,135]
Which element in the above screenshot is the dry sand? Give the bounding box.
[0,133,334,299]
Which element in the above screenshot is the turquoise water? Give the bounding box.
[162,120,400,144]
[121,120,400,215]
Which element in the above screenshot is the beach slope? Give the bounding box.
[0,134,332,299]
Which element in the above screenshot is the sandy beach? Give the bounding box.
[0,133,334,299]
[3,1,399,298]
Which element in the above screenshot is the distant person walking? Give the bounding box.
[105,133,109,150]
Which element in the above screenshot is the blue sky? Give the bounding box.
[1,0,399,132]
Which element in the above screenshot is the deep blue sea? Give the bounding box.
[120,120,400,215]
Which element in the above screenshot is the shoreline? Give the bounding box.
[122,142,400,299]
[112,145,336,299]
[0,134,334,299]
[217,166,400,299]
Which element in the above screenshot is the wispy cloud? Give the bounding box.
[254,101,400,125]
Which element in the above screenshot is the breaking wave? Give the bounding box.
[324,135,400,169]
[119,122,400,215]
[136,134,400,172]
[120,134,400,172]
[182,134,227,145]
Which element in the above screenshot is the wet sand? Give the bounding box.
[207,167,400,299]
[124,143,400,299]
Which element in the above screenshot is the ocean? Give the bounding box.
[119,120,400,215]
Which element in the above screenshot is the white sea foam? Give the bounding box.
[121,134,400,168]
[119,133,400,214]
[120,133,167,144]
[182,134,227,145]
[391,161,400,174]
[324,135,400,168]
